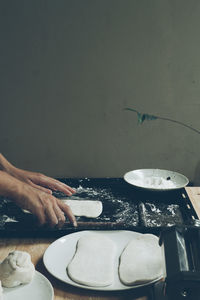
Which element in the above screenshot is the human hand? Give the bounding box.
[0,170,77,228]
[0,153,76,196]
[19,184,77,227]
[8,167,76,196]
[13,180,77,228]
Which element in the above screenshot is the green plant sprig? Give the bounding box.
[125,108,200,135]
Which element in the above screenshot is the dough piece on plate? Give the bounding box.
[67,234,116,287]
[119,234,164,285]
[0,251,35,288]
[61,199,103,218]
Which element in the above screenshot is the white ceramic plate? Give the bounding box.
[2,271,54,300]
[124,169,189,191]
[43,230,163,291]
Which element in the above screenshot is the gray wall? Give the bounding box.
[1,0,200,182]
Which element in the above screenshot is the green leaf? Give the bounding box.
[124,108,158,124]
[144,113,158,121]
[137,113,158,124]
[137,113,144,124]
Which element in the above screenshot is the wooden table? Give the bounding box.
[185,186,200,219]
[0,238,148,300]
[0,187,198,300]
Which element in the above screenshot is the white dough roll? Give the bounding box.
[61,199,103,218]
[67,234,116,287]
[23,199,103,218]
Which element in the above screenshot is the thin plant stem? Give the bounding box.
[156,116,200,135]
[125,108,200,135]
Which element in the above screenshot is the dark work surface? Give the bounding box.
[0,178,197,237]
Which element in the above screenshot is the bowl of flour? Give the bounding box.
[124,169,189,191]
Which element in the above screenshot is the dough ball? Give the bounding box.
[0,251,35,288]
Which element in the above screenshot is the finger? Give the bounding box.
[53,183,76,196]
[44,205,59,227]
[29,181,53,194]
[57,182,76,194]
[31,176,76,196]
[33,207,46,226]
[53,206,66,228]
[57,213,65,228]
[58,201,77,227]
[46,180,76,195]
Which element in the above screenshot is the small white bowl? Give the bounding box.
[124,169,189,191]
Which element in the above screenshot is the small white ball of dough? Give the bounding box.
[0,251,35,288]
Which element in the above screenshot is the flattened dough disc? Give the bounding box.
[67,234,116,287]
[119,233,164,285]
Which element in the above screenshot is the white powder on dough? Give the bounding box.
[23,199,103,218]
[119,234,164,285]
[61,199,103,218]
[67,234,116,287]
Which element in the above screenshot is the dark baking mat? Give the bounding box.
[0,178,197,237]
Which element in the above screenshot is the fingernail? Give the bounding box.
[73,221,77,227]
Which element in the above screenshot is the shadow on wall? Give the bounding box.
[193,162,200,186]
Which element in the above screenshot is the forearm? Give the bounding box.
[0,153,15,174]
[0,170,24,200]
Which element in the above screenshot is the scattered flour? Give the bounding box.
[3,216,18,223]
[133,177,177,189]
